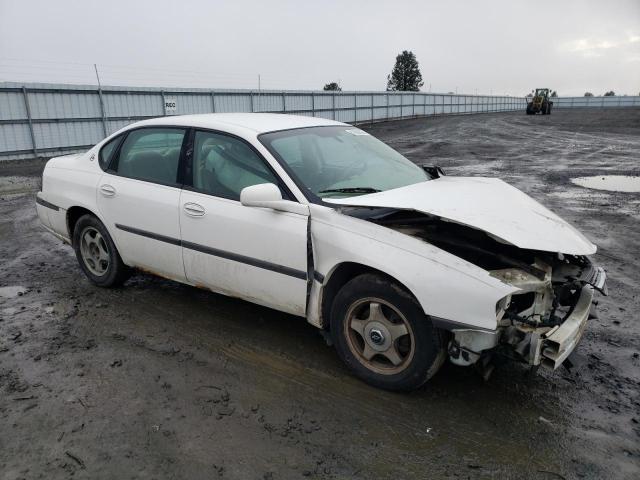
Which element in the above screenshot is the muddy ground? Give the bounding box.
[1,108,639,479]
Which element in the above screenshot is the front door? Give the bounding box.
[97,127,187,282]
[179,130,308,316]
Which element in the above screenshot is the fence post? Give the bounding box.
[311,91,315,117]
[282,91,286,113]
[21,86,38,158]
[161,90,166,116]
[386,92,390,120]
[353,93,357,123]
[332,92,336,120]
[96,85,108,137]
[371,93,374,124]
[250,91,254,113]
[211,91,216,112]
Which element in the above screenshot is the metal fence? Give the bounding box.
[551,96,640,108]
[0,82,527,161]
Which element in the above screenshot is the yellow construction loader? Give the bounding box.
[526,88,553,115]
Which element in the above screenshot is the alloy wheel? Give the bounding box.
[344,297,415,375]
[79,226,110,277]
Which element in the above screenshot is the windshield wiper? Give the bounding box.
[319,187,381,194]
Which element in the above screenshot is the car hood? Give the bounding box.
[325,177,596,255]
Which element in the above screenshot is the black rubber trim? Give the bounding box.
[114,224,306,280]
[313,271,324,283]
[182,240,306,280]
[36,195,60,211]
[430,316,494,332]
[115,223,181,246]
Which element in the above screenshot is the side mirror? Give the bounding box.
[240,183,309,216]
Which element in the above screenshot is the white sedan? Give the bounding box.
[36,113,607,391]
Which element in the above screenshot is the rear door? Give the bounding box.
[179,129,309,316]
[97,127,187,282]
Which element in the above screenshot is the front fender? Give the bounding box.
[309,205,517,330]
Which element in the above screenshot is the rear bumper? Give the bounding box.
[35,192,70,243]
[35,192,53,228]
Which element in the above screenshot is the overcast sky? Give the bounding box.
[1,0,638,96]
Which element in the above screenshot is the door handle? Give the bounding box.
[183,202,205,217]
[100,184,116,197]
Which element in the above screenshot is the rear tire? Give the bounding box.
[330,273,446,391]
[72,214,130,287]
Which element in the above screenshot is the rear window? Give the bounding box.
[98,135,121,170]
[113,128,186,185]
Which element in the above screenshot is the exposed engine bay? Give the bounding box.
[343,206,608,372]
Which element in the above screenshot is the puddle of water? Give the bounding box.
[0,286,27,298]
[571,175,640,193]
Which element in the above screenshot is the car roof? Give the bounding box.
[131,113,346,135]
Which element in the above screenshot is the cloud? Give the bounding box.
[559,34,640,58]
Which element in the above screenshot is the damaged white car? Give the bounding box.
[36,113,607,391]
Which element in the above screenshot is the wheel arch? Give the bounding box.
[66,206,122,255]
[67,206,96,240]
[318,261,423,330]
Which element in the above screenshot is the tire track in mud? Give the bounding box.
[77,277,560,469]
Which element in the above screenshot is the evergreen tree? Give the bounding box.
[386,50,424,91]
[323,82,342,91]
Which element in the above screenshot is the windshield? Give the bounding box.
[259,126,430,199]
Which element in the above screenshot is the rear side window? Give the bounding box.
[98,136,121,170]
[114,128,186,185]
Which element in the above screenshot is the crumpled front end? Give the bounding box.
[450,255,607,371]
[352,206,608,373]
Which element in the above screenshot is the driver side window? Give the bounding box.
[191,131,280,201]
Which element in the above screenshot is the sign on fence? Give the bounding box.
[164,96,177,115]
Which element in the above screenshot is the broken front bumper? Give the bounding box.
[538,265,607,368]
[507,265,607,370]
[538,285,594,369]
[449,265,606,370]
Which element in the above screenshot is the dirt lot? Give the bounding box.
[1,108,639,479]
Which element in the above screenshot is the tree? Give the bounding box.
[584,92,594,97]
[604,90,615,96]
[550,90,557,97]
[386,50,424,91]
[323,82,341,92]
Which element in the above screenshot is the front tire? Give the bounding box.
[330,273,446,391]
[72,214,130,287]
